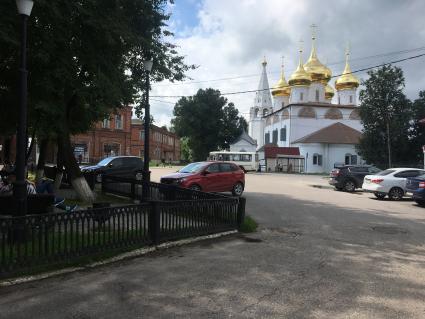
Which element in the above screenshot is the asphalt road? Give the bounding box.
[1,169,424,319]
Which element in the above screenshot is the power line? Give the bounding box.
[150,52,425,99]
[151,45,425,88]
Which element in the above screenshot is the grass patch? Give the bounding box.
[239,215,258,233]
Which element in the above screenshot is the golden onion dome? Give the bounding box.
[288,50,312,87]
[323,65,332,83]
[303,37,329,83]
[335,52,360,90]
[325,84,335,99]
[271,65,290,97]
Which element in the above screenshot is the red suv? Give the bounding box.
[160,161,245,196]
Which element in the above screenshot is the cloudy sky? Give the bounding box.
[149,0,425,126]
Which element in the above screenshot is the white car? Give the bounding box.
[362,168,425,200]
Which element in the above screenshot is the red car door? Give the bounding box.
[219,163,235,191]
[201,163,221,192]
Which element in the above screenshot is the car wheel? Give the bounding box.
[232,182,244,196]
[335,186,343,191]
[189,184,201,192]
[135,171,143,180]
[415,200,425,207]
[343,180,356,192]
[388,187,404,201]
[96,173,102,183]
[374,192,386,200]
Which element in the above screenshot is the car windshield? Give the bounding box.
[376,169,395,176]
[97,158,113,166]
[179,162,207,173]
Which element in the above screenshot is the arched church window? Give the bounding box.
[345,153,357,165]
[281,102,285,107]
[313,154,322,166]
[298,106,316,118]
[338,96,341,104]
[324,108,343,119]
[350,95,353,104]
[349,109,360,120]
[263,109,269,116]
[300,92,304,101]
[315,90,319,102]
[254,108,259,117]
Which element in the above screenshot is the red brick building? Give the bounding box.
[70,107,181,164]
[130,119,181,163]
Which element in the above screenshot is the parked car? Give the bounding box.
[329,165,381,192]
[362,168,425,200]
[406,174,425,206]
[80,156,144,183]
[160,161,245,196]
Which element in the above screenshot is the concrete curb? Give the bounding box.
[0,230,238,287]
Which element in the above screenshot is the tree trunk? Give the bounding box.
[53,142,64,191]
[58,132,95,203]
[35,138,48,184]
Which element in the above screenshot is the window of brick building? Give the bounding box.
[102,118,110,128]
[140,131,145,141]
[115,115,123,129]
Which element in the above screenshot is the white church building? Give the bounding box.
[247,33,364,173]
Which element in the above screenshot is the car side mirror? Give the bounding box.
[108,163,113,168]
[202,170,210,176]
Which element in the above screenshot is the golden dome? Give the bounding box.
[271,64,290,97]
[288,50,312,87]
[303,36,330,83]
[335,51,360,90]
[325,84,335,99]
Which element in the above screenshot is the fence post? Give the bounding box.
[237,197,246,229]
[149,201,161,245]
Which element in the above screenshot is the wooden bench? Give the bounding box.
[0,194,55,215]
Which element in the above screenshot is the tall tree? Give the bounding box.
[410,91,425,163]
[357,65,413,168]
[0,0,194,201]
[171,89,246,161]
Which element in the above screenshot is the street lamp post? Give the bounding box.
[14,0,34,216]
[142,59,153,200]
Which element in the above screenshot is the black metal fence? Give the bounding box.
[101,175,228,201]
[0,185,244,275]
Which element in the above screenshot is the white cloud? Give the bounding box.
[150,0,425,127]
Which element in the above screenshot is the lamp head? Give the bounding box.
[16,0,34,16]
[143,60,153,72]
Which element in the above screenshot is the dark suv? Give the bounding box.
[329,165,381,192]
[81,156,144,183]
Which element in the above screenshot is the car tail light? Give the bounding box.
[371,178,384,184]
[331,169,340,177]
[419,182,425,188]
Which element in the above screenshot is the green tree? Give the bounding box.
[357,65,413,168]
[171,89,247,161]
[0,0,194,201]
[219,102,248,150]
[410,91,425,163]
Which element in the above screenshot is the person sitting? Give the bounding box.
[0,173,77,212]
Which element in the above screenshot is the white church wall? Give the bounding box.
[295,143,363,173]
[308,82,326,103]
[290,87,310,104]
[249,118,264,148]
[337,89,357,105]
